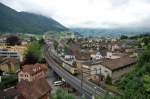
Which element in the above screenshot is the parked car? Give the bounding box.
[53,80,64,86]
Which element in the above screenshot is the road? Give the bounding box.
[43,45,110,99]
[46,69,60,94]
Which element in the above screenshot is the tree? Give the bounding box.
[120,35,128,39]
[97,42,150,99]
[53,41,59,50]
[64,45,69,54]
[53,89,75,99]
[38,38,45,45]
[116,49,150,99]
[142,37,150,46]
[144,75,150,92]
[66,38,75,44]
[6,35,21,46]
[23,41,44,65]
[30,36,37,42]
[138,49,150,67]
[0,75,18,90]
[105,75,112,85]
[23,51,38,64]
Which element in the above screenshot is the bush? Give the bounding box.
[6,35,21,46]
[100,48,150,99]
[143,75,150,92]
[53,41,59,50]
[138,50,150,67]
[105,75,112,85]
[120,35,128,39]
[53,89,75,99]
[0,75,18,90]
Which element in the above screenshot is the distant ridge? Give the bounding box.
[0,3,68,34]
[72,28,150,38]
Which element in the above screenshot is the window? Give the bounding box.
[20,74,23,77]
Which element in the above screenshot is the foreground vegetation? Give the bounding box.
[99,35,150,99]
[0,75,18,90]
[52,89,76,99]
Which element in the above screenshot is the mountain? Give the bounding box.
[0,3,67,34]
[72,28,150,38]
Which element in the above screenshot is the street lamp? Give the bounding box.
[94,87,97,97]
[80,66,102,98]
[81,69,83,95]
[92,87,97,99]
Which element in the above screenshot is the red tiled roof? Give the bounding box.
[16,78,51,99]
[40,64,48,71]
[21,63,45,75]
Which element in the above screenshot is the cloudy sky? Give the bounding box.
[1,0,150,28]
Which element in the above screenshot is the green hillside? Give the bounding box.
[0,3,67,34]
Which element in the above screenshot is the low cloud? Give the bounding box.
[1,0,150,28]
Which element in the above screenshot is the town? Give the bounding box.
[0,31,149,99]
[0,1,150,99]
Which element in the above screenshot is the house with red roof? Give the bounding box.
[18,63,48,82]
[16,63,51,99]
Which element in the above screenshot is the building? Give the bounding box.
[0,79,51,99]
[60,32,75,39]
[64,55,75,60]
[81,57,137,82]
[81,59,105,81]
[111,44,120,51]
[21,40,28,46]
[16,78,51,99]
[0,45,27,61]
[106,52,126,59]
[0,37,7,46]
[0,58,20,73]
[18,64,48,82]
[0,50,21,61]
[75,51,91,69]
[90,52,103,60]
[100,56,136,81]
[16,63,51,99]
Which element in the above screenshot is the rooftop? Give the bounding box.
[100,56,137,71]
[82,56,137,71]
[82,58,108,66]
[75,51,91,61]
[21,63,47,75]
[16,78,51,99]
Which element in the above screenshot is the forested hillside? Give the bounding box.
[0,3,67,34]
